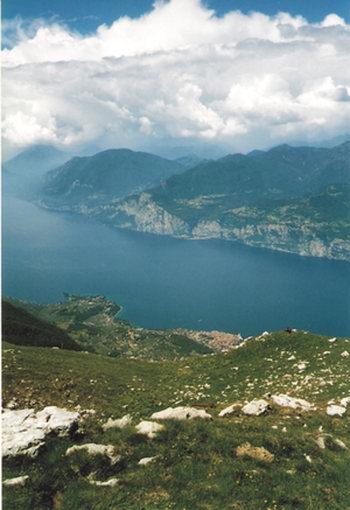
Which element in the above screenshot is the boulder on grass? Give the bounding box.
[271,394,315,412]
[151,406,212,421]
[136,421,164,439]
[2,407,80,459]
[327,405,346,417]
[242,399,269,416]
[66,443,121,466]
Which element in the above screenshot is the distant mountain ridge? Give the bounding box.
[41,148,186,207]
[38,141,350,261]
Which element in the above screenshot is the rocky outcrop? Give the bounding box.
[151,406,212,421]
[271,394,315,411]
[90,196,350,261]
[100,193,190,237]
[2,407,80,458]
[66,443,121,465]
[136,421,165,438]
[242,399,269,416]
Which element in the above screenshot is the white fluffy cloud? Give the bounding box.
[2,0,350,157]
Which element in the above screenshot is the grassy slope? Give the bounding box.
[2,300,81,351]
[3,331,350,509]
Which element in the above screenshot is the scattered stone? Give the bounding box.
[66,443,121,466]
[219,404,241,417]
[341,351,349,358]
[102,414,133,431]
[315,436,326,449]
[2,407,80,458]
[242,399,269,416]
[236,443,274,463]
[89,478,119,487]
[271,394,315,411]
[3,475,29,487]
[333,439,347,450]
[340,397,350,408]
[297,362,308,371]
[304,454,312,464]
[328,337,337,343]
[136,421,164,438]
[326,405,346,417]
[151,406,212,421]
[138,456,157,466]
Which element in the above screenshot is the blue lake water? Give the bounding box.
[3,193,350,337]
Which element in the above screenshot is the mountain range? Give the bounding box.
[41,149,188,207]
[37,142,350,261]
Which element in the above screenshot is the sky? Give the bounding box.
[2,0,350,158]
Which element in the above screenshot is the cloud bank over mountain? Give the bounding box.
[2,0,350,157]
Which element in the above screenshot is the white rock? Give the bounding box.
[271,394,315,412]
[219,404,241,417]
[138,456,157,466]
[102,414,133,431]
[315,436,326,449]
[340,397,350,408]
[334,439,347,449]
[297,363,307,371]
[151,406,212,421]
[327,405,346,417]
[242,399,269,416]
[136,421,164,438]
[2,407,80,458]
[89,478,119,487]
[328,337,337,343]
[36,407,80,437]
[341,351,349,358]
[66,443,121,465]
[3,475,29,487]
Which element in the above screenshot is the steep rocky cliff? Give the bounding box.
[89,188,350,261]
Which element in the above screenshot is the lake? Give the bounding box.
[3,193,350,337]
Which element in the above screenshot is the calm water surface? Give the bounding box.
[3,194,350,337]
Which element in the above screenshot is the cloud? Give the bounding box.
[2,0,350,157]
